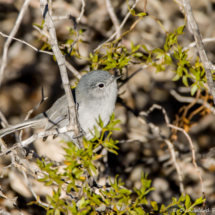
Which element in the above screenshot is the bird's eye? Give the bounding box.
[98,83,104,88]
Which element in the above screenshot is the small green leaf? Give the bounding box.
[130,9,136,15]
[172,74,181,81]
[191,84,198,96]
[185,194,191,209]
[182,75,189,86]
[176,25,185,34]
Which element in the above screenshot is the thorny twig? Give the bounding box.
[0,0,31,87]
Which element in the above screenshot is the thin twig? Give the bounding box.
[168,124,205,211]
[164,139,184,194]
[139,105,185,194]
[144,0,148,13]
[94,0,140,51]
[19,87,48,141]
[0,111,9,128]
[170,90,215,115]
[182,0,215,105]
[106,0,120,39]
[0,32,53,55]
[22,170,52,208]
[0,0,31,87]
[76,0,85,23]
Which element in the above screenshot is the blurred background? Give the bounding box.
[1,0,215,214]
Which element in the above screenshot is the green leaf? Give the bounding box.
[191,84,198,96]
[54,209,60,215]
[94,126,100,138]
[151,201,158,210]
[182,75,189,87]
[45,180,53,186]
[185,194,191,209]
[130,9,136,15]
[172,74,181,81]
[137,12,147,17]
[176,25,185,34]
[141,45,148,52]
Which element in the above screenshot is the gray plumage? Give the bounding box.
[0,70,119,145]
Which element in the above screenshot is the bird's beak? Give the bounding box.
[107,75,122,87]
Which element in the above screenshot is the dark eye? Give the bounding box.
[98,83,104,88]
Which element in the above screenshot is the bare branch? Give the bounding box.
[40,0,82,147]
[105,0,120,39]
[168,124,205,201]
[0,124,77,156]
[0,0,31,87]
[94,0,140,51]
[182,0,215,105]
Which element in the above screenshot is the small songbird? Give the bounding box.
[0,70,120,147]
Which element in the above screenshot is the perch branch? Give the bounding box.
[40,0,82,147]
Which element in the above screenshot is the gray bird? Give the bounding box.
[0,70,120,146]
